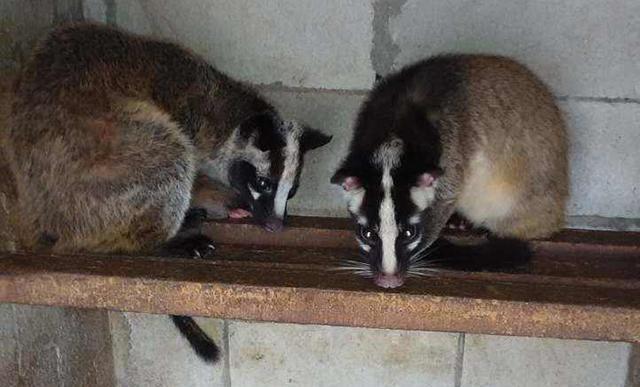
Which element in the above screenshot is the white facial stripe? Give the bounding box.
[409,214,422,224]
[274,182,291,218]
[200,127,271,184]
[358,241,372,252]
[249,185,261,200]
[345,187,365,215]
[379,168,398,274]
[274,120,301,219]
[247,144,271,176]
[374,137,403,275]
[407,235,422,251]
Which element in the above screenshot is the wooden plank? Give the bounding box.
[1,216,640,343]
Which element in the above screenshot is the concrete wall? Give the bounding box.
[0,0,83,70]
[0,304,115,387]
[2,0,640,386]
[1,306,636,387]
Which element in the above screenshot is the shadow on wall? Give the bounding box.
[0,0,83,70]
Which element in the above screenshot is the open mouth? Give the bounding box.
[228,208,253,219]
[227,197,284,233]
[227,195,253,219]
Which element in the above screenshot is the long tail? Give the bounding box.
[171,315,220,363]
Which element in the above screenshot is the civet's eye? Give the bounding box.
[401,225,418,241]
[255,177,273,194]
[359,226,377,242]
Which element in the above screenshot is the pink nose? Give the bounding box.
[264,217,284,233]
[374,274,405,289]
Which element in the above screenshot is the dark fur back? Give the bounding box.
[336,55,467,227]
[14,23,273,154]
[343,55,466,173]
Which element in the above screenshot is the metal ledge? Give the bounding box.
[1,216,639,342]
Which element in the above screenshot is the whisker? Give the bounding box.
[347,269,375,278]
[409,244,441,264]
[330,266,364,272]
[411,258,449,267]
[409,267,444,273]
[330,267,373,277]
[331,259,374,279]
[333,259,369,268]
[406,267,443,277]
[406,272,430,278]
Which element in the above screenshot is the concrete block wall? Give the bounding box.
[88,0,640,229]
[0,0,83,70]
[0,304,115,387]
[1,0,639,386]
[1,305,637,387]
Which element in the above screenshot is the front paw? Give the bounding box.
[163,234,216,259]
[181,208,208,230]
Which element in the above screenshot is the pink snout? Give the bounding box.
[374,274,405,289]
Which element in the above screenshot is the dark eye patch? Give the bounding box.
[228,160,256,191]
[359,225,377,243]
[399,224,419,242]
[254,176,274,194]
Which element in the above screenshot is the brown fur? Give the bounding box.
[4,23,276,253]
[435,55,568,240]
[189,174,236,219]
[0,73,18,252]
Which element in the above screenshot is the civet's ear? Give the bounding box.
[410,168,443,211]
[331,167,361,192]
[414,168,443,188]
[301,127,332,152]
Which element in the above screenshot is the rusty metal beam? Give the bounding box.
[1,216,640,343]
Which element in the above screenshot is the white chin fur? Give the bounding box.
[249,185,261,200]
[201,126,271,185]
[407,236,422,251]
[410,184,436,211]
[345,188,365,214]
[359,242,372,252]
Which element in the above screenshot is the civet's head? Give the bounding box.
[332,91,444,288]
[206,112,331,232]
